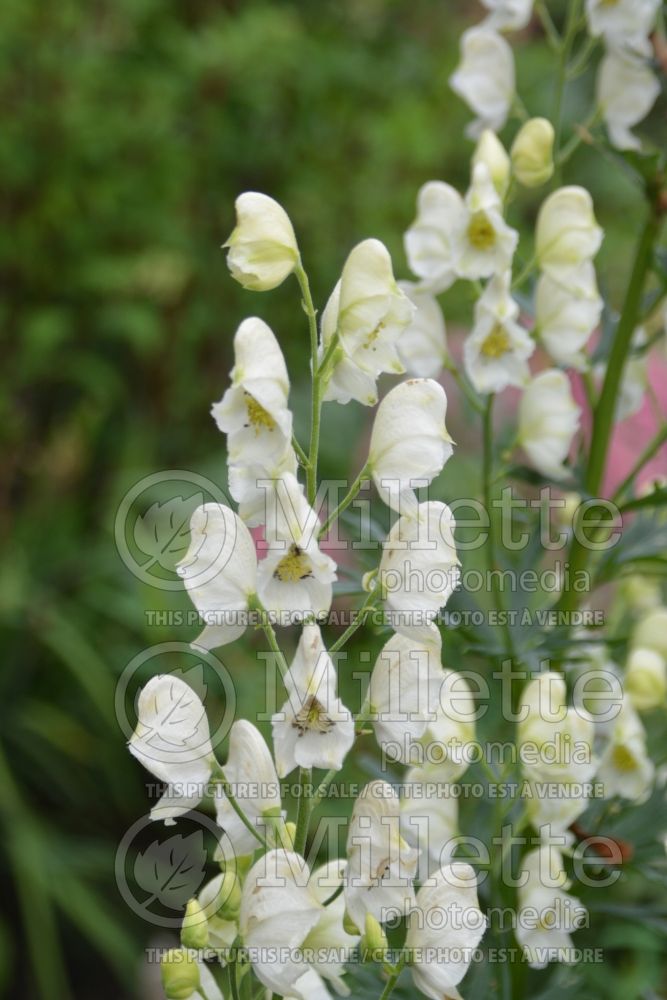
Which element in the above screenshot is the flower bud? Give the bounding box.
[216,869,243,918]
[626,647,667,711]
[343,910,361,935]
[180,898,209,950]
[511,117,555,187]
[361,913,389,962]
[473,129,510,197]
[160,948,200,1000]
[224,192,299,291]
[632,607,667,661]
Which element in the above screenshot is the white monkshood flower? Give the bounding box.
[178,504,257,650]
[401,768,459,878]
[215,720,281,856]
[632,606,667,661]
[367,378,454,512]
[239,850,322,997]
[472,129,511,198]
[535,187,603,280]
[224,192,299,291]
[256,473,337,622]
[272,624,354,777]
[597,48,660,151]
[345,780,419,931]
[404,181,465,293]
[303,859,360,995]
[510,117,555,187]
[418,669,477,782]
[449,27,515,138]
[196,874,238,949]
[129,675,215,825]
[585,0,660,55]
[397,282,448,377]
[378,501,460,641]
[406,863,486,1000]
[320,239,413,406]
[518,370,581,481]
[481,0,534,31]
[463,271,534,393]
[625,646,667,711]
[227,445,299,527]
[536,263,602,371]
[367,627,444,763]
[459,163,519,280]
[211,317,292,465]
[597,699,655,802]
[515,846,587,969]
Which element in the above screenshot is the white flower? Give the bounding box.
[418,669,478,782]
[632,607,667,661]
[239,850,322,997]
[518,370,580,481]
[256,473,337,622]
[303,859,359,995]
[224,192,299,291]
[345,780,419,930]
[400,768,459,878]
[129,675,214,825]
[472,129,511,198]
[597,699,655,801]
[378,501,460,641]
[535,187,603,280]
[404,181,465,293]
[177,503,257,650]
[463,271,534,393]
[459,163,519,280]
[585,0,660,55]
[196,874,238,949]
[367,627,444,762]
[626,647,667,710]
[211,317,293,465]
[481,0,534,31]
[368,378,454,512]
[405,863,486,1000]
[320,239,413,406]
[227,445,299,527]
[397,282,448,376]
[272,624,354,777]
[215,720,281,856]
[450,27,515,138]
[515,845,587,969]
[536,264,602,371]
[597,48,660,151]
[510,117,555,187]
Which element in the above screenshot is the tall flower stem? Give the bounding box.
[557,210,661,615]
[295,261,322,505]
[319,462,370,538]
[483,395,516,661]
[293,765,313,855]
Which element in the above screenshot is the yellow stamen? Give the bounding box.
[611,744,638,773]
[481,324,512,358]
[244,392,276,433]
[364,320,385,351]
[467,211,497,250]
[273,544,312,583]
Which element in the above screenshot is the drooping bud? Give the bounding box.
[224,192,299,291]
[180,898,209,950]
[361,912,389,962]
[511,117,555,187]
[626,647,667,711]
[473,129,511,197]
[160,948,200,1000]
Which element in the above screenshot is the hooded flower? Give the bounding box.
[302,859,360,995]
[518,370,580,481]
[397,282,448,377]
[239,850,322,997]
[215,720,282,856]
[405,863,487,1000]
[400,768,459,878]
[367,626,444,763]
[625,646,667,711]
[224,192,299,291]
[481,0,534,31]
[597,48,660,151]
[585,0,660,55]
[450,27,515,137]
[515,845,588,969]
[457,163,519,281]
[378,501,460,641]
[129,675,215,825]
[320,239,414,406]
[472,129,511,198]
[596,699,655,802]
[404,181,467,293]
[345,780,419,930]
[417,668,478,782]
[211,317,293,465]
[227,445,299,527]
[256,473,337,622]
[272,624,354,777]
[463,271,534,393]
[536,263,602,371]
[368,378,454,512]
[535,187,603,280]
[177,504,258,650]
[510,117,555,187]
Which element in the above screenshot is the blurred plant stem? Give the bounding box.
[483,395,516,664]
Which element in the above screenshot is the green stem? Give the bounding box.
[378,959,406,1000]
[292,434,310,468]
[483,396,516,661]
[556,210,661,615]
[212,764,271,850]
[293,766,313,855]
[256,605,290,680]
[295,262,321,505]
[330,589,379,653]
[319,463,370,537]
[612,424,667,504]
[445,360,485,414]
[535,0,561,49]
[552,0,582,169]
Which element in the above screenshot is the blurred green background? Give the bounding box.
[2,0,666,997]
